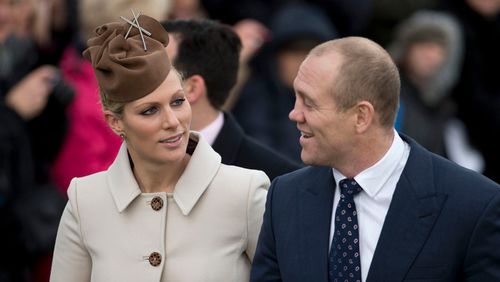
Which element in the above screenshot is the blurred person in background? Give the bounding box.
[366,0,439,46]
[50,15,269,281]
[162,19,300,180]
[1,1,70,281]
[200,0,371,36]
[441,0,500,183]
[163,0,271,111]
[389,10,485,173]
[232,3,338,162]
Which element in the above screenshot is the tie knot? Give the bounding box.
[339,178,362,198]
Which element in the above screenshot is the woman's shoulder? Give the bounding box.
[210,164,270,200]
[66,170,111,202]
[217,164,270,184]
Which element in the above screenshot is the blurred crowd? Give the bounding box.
[0,0,498,281]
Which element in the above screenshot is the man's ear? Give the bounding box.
[104,110,123,136]
[354,101,374,133]
[184,74,206,104]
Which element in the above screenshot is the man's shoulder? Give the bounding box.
[430,152,499,195]
[240,135,301,168]
[271,166,331,192]
[404,135,499,198]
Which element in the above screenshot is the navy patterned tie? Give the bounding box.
[329,178,363,282]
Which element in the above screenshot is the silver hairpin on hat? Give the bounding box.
[120,9,152,51]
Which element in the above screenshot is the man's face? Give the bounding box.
[289,53,357,167]
[165,33,179,62]
[405,41,446,82]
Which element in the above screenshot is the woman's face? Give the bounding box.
[109,70,192,166]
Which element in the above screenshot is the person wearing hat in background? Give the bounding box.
[161,19,301,180]
[231,3,338,163]
[50,14,269,282]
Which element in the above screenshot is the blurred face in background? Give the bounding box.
[0,0,12,41]
[277,49,309,90]
[165,33,179,61]
[466,0,500,18]
[404,41,446,83]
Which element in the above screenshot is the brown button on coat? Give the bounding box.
[50,132,270,281]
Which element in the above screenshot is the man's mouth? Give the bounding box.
[300,131,313,139]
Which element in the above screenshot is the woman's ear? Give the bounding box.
[104,110,123,136]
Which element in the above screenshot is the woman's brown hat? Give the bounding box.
[83,14,171,103]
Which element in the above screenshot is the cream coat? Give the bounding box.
[50,132,270,282]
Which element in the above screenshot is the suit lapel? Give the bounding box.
[298,167,335,282]
[366,136,447,282]
[212,112,244,165]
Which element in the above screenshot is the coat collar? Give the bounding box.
[107,131,222,215]
[366,133,447,282]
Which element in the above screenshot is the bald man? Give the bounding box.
[251,37,500,282]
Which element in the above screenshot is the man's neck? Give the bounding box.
[190,104,221,131]
[336,129,395,178]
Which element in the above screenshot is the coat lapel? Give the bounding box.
[174,132,221,215]
[298,167,335,282]
[107,142,142,212]
[366,136,447,282]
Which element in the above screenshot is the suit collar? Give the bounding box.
[107,132,221,215]
[212,112,244,165]
[366,134,448,282]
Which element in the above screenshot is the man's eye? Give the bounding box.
[141,107,158,115]
[304,99,314,108]
[172,98,186,106]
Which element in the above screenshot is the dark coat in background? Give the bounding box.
[213,113,301,180]
[232,3,338,163]
[0,102,66,282]
[443,0,500,182]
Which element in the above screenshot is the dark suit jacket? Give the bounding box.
[212,113,301,180]
[251,134,500,282]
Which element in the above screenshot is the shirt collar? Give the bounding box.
[333,130,405,198]
[200,111,224,146]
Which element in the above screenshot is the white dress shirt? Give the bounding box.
[199,112,224,146]
[329,131,410,281]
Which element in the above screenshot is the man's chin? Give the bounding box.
[300,151,316,166]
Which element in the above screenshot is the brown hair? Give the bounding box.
[310,37,400,128]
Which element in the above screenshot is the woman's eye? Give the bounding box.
[172,98,186,106]
[141,107,158,115]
